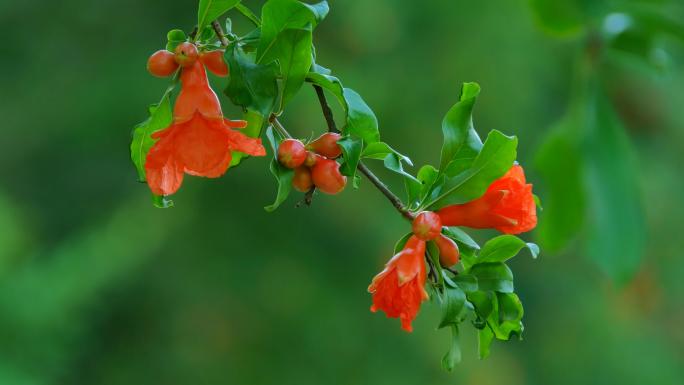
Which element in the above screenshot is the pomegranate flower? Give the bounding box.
[368,235,429,332]
[437,165,537,234]
[145,59,265,196]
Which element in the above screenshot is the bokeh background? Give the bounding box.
[1,0,683,384]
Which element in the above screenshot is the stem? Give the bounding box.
[211,20,230,46]
[313,85,415,221]
[211,17,413,220]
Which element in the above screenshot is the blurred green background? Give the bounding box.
[1,0,683,384]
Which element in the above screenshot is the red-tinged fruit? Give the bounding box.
[174,42,198,68]
[368,235,429,332]
[277,139,307,169]
[292,167,313,192]
[311,156,347,195]
[147,50,178,77]
[307,132,342,158]
[412,211,442,241]
[437,165,537,234]
[304,151,317,167]
[434,234,460,267]
[200,50,228,77]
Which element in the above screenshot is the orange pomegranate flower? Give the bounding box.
[437,164,537,234]
[368,235,429,332]
[145,60,266,196]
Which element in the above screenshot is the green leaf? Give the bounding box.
[306,74,381,144]
[361,141,410,163]
[527,0,586,36]
[439,82,483,173]
[428,130,517,209]
[438,286,467,328]
[491,292,524,340]
[224,45,279,116]
[469,263,514,293]
[264,127,294,212]
[534,113,586,252]
[478,235,527,264]
[417,164,441,203]
[451,274,478,292]
[166,29,187,51]
[526,242,540,259]
[342,88,380,144]
[258,0,328,63]
[441,227,479,269]
[441,325,462,371]
[383,153,422,205]
[468,290,495,325]
[130,89,174,182]
[197,0,241,33]
[338,136,363,184]
[583,88,645,283]
[478,325,494,359]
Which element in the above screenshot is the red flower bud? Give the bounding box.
[174,42,198,68]
[307,132,342,158]
[304,151,317,167]
[311,156,347,195]
[277,139,307,169]
[434,234,459,267]
[147,50,178,78]
[437,165,537,234]
[368,235,428,332]
[292,166,313,192]
[412,211,442,241]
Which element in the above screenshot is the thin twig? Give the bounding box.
[313,85,414,221]
[211,20,230,46]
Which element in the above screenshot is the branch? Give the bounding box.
[313,85,415,221]
[211,17,414,220]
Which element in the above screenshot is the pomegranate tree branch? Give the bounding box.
[211,19,414,220]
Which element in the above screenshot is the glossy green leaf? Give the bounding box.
[438,286,466,328]
[361,141,410,163]
[478,326,494,359]
[468,290,495,322]
[306,74,381,144]
[130,89,173,182]
[166,29,187,51]
[491,292,524,340]
[445,273,478,293]
[439,82,483,173]
[477,235,527,264]
[197,0,241,32]
[441,325,462,371]
[338,136,362,183]
[259,26,313,109]
[264,127,294,212]
[224,45,279,116]
[258,0,327,63]
[469,263,514,293]
[343,88,380,144]
[428,130,517,209]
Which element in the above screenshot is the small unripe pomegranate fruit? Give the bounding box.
[435,234,460,267]
[311,156,347,195]
[292,167,314,192]
[200,50,228,76]
[412,211,442,241]
[307,132,342,158]
[174,42,199,67]
[304,151,317,167]
[277,139,307,169]
[147,50,178,77]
